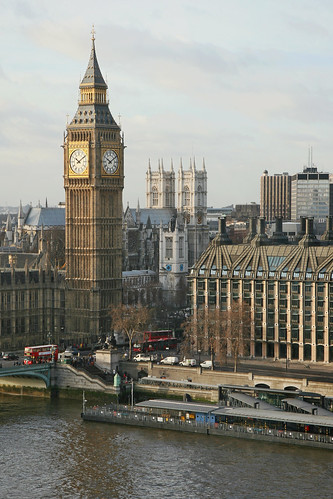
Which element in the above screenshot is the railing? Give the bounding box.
[83,405,333,446]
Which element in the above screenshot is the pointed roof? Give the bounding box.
[18,200,24,220]
[6,213,12,231]
[69,32,119,130]
[80,35,107,89]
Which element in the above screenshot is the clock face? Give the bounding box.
[103,149,118,174]
[70,149,88,174]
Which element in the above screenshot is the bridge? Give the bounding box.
[0,364,52,388]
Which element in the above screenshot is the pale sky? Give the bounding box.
[1,0,333,209]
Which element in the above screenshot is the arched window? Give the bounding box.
[197,185,202,206]
[152,187,158,206]
[184,186,190,206]
[165,187,171,207]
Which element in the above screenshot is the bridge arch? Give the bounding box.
[0,365,51,388]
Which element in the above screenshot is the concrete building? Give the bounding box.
[291,166,331,222]
[260,170,291,222]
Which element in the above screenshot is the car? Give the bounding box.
[200,360,212,369]
[2,353,19,361]
[160,356,179,365]
[65,346,78,356]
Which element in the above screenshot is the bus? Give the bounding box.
[133,331,177,353]
[24,344,59,365]
[143,330,173,342]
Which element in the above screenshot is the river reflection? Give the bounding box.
[1,394,333,498]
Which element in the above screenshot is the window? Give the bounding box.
[152,187,158,206]
[165,187,172,207]
[184,186,190,206]
[179,237,184,259]
[165,237,173,258]
[279,328,287,340]
[267,326,274,340]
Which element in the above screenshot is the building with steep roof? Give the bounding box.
[188,216,333,363]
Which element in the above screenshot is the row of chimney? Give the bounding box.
[216,216,333,246]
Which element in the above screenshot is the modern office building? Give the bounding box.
[291,166,331,221]
[260,170,291,222]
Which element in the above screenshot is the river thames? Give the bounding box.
[1,394,333,498]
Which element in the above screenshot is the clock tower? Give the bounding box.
[64,32,124,341]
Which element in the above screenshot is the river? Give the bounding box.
[1,394,333,498]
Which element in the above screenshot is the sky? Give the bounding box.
[1,0,333,209]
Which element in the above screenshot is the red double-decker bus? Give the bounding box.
[143,330,173,342]
[24,344,59,365]
[133,331,176,353]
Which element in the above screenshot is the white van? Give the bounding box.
[179,358,197,367]
[160,356,179,365]
[133,353,151,362]
[200,360,212,369]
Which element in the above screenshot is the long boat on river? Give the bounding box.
[82,398,333,450]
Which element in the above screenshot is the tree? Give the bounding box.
[110,304,151,360]
[222,301,252,372]
[181,308,226,369]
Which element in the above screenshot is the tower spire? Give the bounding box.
[80,30,107,90]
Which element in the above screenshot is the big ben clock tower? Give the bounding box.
[64,31,124,341]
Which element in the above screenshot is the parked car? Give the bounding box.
[133,353,151,362]
[2,353,19,361]
[160,356,179,365]
[200,360,212,369]
[179,358,197,367]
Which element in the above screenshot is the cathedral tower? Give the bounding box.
[146,160,175,208]
[64,32,124,340]
[178,159,209,266]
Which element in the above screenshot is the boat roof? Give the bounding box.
[212,406,333,428]
[228,392,281,411]
[135,399,219,414]
[282,398,333,417]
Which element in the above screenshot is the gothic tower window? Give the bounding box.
[152,187,158,206]
[179,236,184,258]
[165,187,171,207]
[197,185,202,206]
[184,186,190,206]
[165,237,173,258]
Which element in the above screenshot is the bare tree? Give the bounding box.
[181,308,226,369]
[222,301,252,372]
[110,304,151,360]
